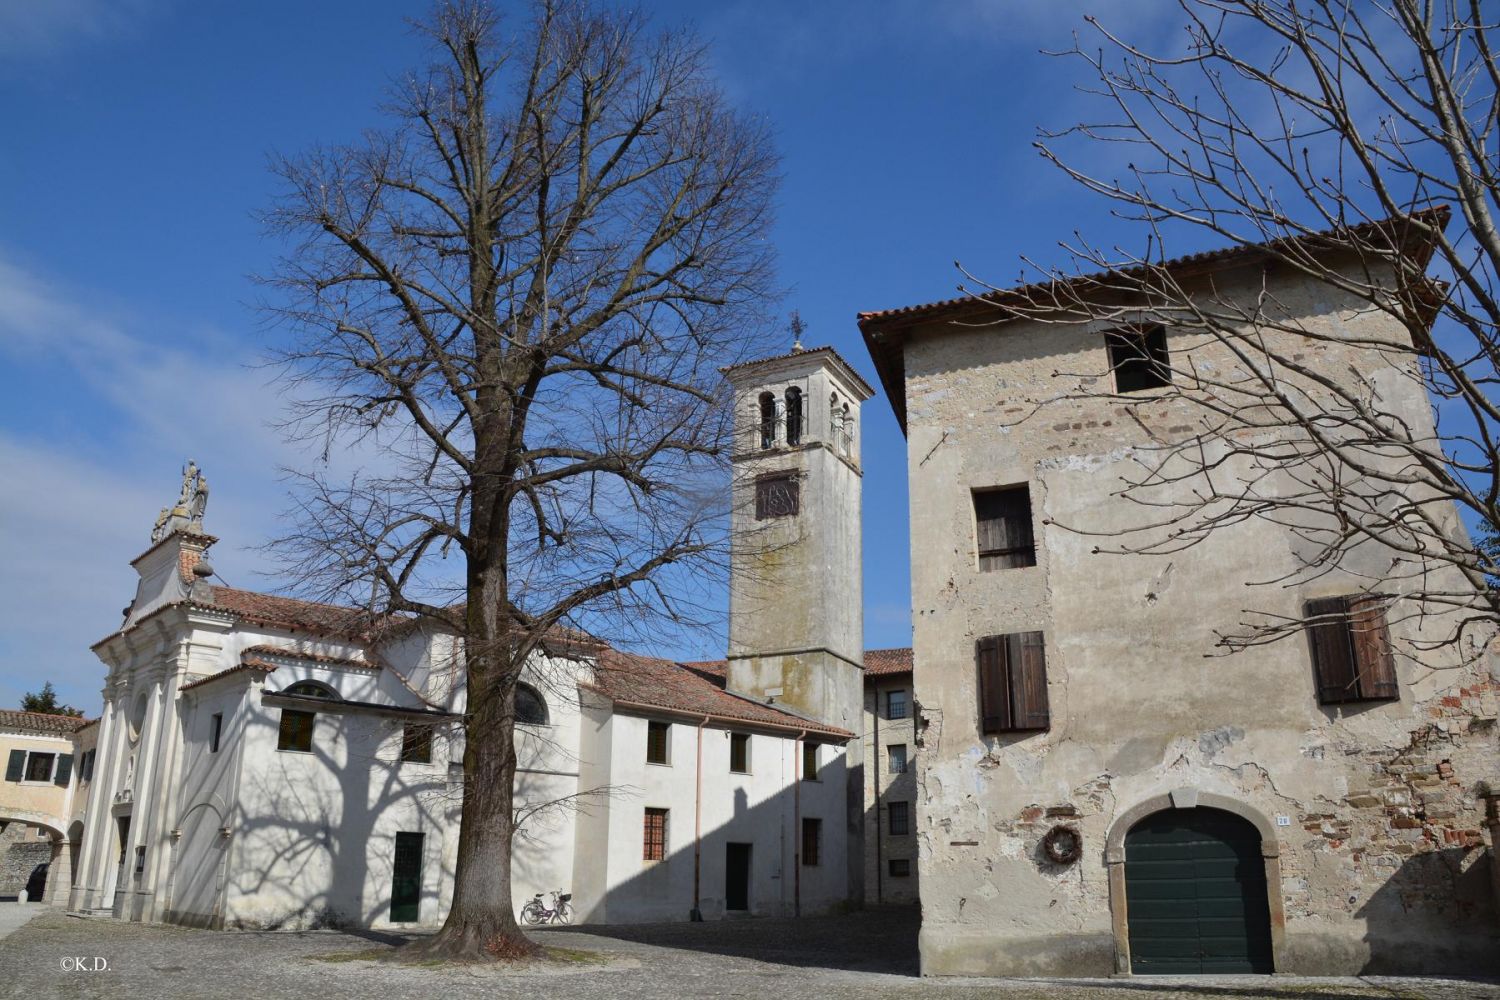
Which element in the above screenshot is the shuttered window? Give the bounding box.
[802,742,818,780]
[976,631,1051,733]
[888,800,910,836]
[730,733,750,774]
[974,487,1036,570]
[755,474,800,519]
[1305,595,1400,704]
[643,807,669,861]
[802,817,821,866]
[646,721,671,765]
[23,752,55,782]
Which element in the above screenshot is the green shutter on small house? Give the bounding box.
[53,753,73,787]
[5,749,24,782]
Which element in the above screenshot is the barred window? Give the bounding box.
[643,807,669,862]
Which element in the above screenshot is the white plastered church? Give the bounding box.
[68,347,874,930]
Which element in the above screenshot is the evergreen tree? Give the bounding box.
[20,682,83,717]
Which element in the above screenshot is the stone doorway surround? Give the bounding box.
[1105,789,1288,975]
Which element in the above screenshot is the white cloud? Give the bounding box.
[0,0,164,58]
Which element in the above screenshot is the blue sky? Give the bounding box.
[0,0,1179,712]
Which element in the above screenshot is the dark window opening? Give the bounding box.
[209,713,222,754]
[1106,325,1171,392]
[283,681,338,699]
[643,807,669,861]
[755,474,800,519]
[802,742,818,780]
[647,721,671,765]
[515,684,548,725]
[758,391,776,449]
[975,486,1036,570]
[785,387,804,445]
[801,817,822,866]
[889,858,911,877]
[400,724,434,764]
[730,733,750,774]
[1305,595,1400,705]
[23,752,55,783]
[886,689,909,720]
[976,631,1051,734]
[888,800,910,836]
[888,743,908,774]
[277,709,316,752]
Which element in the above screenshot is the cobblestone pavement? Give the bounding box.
[0,907,1496,1000]
[0,903,42,941]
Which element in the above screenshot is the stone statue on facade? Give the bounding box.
[150,460,210,541]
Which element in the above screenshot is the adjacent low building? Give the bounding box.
[1,709,96,901]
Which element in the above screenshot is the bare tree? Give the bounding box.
[262,0,776,959]
[973,0,1499,656]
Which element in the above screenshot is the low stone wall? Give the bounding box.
[0,823,53,898]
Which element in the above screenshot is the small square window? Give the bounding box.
[400,724,434,764]
[277,709,316,752]
[886,689,909,720]
[209,713,222,754]
[888,800,911,836]
[647,721,671,765]
[23,752,55,783]
[802,743,818,781]
[888,744,908,774]
[889,858,911,878]
[755,474,800,519]
[729,733,750,774]
[1105,325,1171,393]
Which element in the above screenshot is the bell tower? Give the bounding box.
[721,346,873,731]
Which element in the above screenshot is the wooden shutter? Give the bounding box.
[53,753,73,787]
[976,635,1010,733]
[5,749,23,782]
[1305,596,1358,704]
[1348,596,1399,701]
[1011,631,1051,730]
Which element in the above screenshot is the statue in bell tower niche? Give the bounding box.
[189,473,210,529]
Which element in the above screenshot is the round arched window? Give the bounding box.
[516,684,548,725]
[283,681,339,699]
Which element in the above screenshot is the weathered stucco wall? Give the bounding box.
[898,262,1500,977]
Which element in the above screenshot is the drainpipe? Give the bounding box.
[872,688,883,906]
[692,715,707,921]
[794,729,805,917]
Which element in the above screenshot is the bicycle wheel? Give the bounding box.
[520,901,546,925]
[554,901,573,925]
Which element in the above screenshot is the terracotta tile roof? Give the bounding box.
[179,661,278,693]
[719,344,876,399]
[208,587,383,637]
[586,649,852,740]
[858,207,1451,431]
[241,644,379,671]
[864,647,913,677]
[0,710,92,735]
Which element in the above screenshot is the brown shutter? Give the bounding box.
[1305,596,1358,704]
[976,636,1010,733]
[1348,596,1399,701]
[1011,631,1051,730]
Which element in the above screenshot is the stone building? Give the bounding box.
[862,648,919,906]
[859,224,1500,976]
[0,709,96,901]
[68,348,890,930]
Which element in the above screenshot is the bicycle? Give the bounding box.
[519,889,573,925]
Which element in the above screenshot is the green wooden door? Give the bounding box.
[1124,808,1273,974]
[390,832,424,923]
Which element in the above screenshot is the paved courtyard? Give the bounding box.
[0,906,1496,1000]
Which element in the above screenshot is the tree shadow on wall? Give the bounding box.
[1355,843,1499,978]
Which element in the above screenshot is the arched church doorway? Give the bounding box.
[1124,806,1273,974]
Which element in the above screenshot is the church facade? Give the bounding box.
[66,347,886,930]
